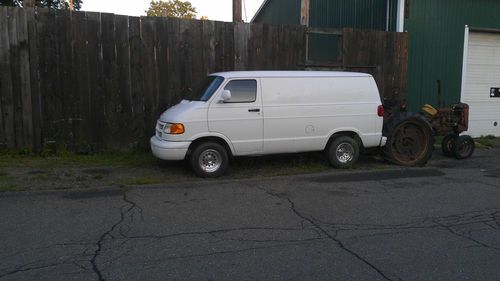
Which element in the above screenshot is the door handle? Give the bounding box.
[248,109,260,112]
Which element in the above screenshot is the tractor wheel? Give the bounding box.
[441,134,458,157]
[383,112,434,167]
[453,135,475,160]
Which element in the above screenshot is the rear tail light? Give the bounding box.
[377,105,385,117]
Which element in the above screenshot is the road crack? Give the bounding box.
[257,185,398,281]
[90,192,142,281]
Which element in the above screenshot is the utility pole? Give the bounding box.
[300,0,310,26]
[233,0,242,22]
[301,0,310,64]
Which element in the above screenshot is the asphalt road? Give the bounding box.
[1,150,499,281]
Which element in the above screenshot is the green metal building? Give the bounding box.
[252,0,399,61]
[253,0,500,137]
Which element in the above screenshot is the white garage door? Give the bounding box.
[461,31,500,137]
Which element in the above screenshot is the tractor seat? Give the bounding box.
[422,104,439,116]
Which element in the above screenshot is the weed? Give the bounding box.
[0,183,22,193]
[475,136,500,148]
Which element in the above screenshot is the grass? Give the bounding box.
[475,135,500,149]
[0,183,22,192]
[227,153,330,178]
[1,135,498,193]
[0,150,158,169]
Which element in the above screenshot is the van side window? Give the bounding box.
[224,80,257,103]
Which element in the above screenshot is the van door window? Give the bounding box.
[224,80,257,103]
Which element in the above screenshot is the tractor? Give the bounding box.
[382,102,474,166]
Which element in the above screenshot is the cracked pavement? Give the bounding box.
[1,149,500,280]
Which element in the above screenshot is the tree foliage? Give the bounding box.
[146,0,197,19]
[0,0,82,10]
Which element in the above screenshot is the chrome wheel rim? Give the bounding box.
[336,143,354,163]
[199,149,222,173]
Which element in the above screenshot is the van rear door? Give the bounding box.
[208,78,263,155]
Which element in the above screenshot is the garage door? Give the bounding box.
[461,31,500,137]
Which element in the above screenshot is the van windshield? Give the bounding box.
[184,76,224,102]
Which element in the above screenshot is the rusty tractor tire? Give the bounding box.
[441,134,458,157]
[383,112,434,167]
[453,135,475,160]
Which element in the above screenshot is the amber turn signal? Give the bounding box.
[169,123,185,134]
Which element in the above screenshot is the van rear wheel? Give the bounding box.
[327,136,359,169]
[190,142,229,178]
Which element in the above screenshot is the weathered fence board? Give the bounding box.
[0,7,407,152]
[342,28,408,103]
[0,7,15,148]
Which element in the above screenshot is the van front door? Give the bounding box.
[208,79,263,155]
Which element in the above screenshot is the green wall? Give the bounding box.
[253,0,398,62]
[309,0,388,30]
[308,0,391,62]
[252,0,301,25]
[404,0,500,111]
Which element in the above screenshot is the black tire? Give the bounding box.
[453,135,475,160]
[383,112,434,167]
[441,134,458,157]
[326,136,360,169]
[189,142,229,178]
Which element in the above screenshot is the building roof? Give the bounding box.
[251,0,271,23]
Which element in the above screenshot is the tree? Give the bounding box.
[0,0,82,10]
[146,0,197,19]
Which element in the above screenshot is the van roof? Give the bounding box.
[210,71,372,79]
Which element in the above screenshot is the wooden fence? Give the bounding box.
[0,7,407,152]
[0,7,305,152]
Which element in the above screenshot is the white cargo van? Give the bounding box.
[151,71,386,177]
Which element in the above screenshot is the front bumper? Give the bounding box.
[150,136,191,160]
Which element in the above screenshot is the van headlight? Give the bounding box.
[164,123,185,135]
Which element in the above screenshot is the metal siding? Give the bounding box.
[253,0,400,63]
[252,0,301,25]
[405,0,500,111]
[308,33,341,62]
[309,0,388,29]
[308,0,389,61]
[388,0,398,31]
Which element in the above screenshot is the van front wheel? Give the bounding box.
[327,136,359,169]
[190,142,229,178]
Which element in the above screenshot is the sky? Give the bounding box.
[81,0,266,22]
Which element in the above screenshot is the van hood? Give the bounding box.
[159,100,207,123]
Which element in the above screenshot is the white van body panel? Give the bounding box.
[207,78,264,155]
[259,76,382,153]
[151,71,384,160]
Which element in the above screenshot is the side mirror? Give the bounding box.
[220,90,231,102]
